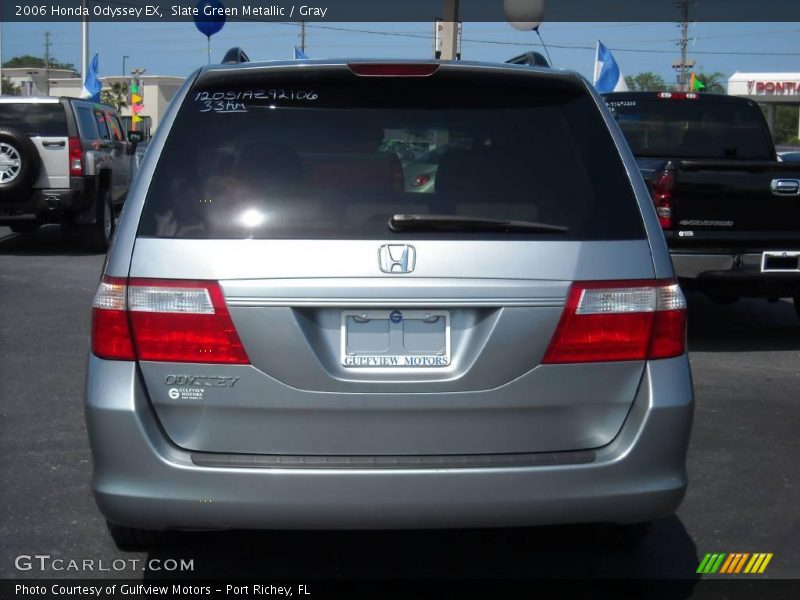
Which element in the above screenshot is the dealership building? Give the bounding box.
[728,72,800,139]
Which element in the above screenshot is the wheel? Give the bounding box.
[106,521,170,550]
[9,222,39,234]
[0,127,41,200]
[81,189,115,252]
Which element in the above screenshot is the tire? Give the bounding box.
[106,521,170,551]
[81,189,115,252]
[794,297,800,320]
[0,127,40,200]
[9,222,39,234]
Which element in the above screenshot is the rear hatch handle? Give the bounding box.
[41,140,66,148]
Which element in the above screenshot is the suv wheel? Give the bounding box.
[106,521,170,550]
[0,128,41,200]
[82,190,115,252]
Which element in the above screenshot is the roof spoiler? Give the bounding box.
[222,47,250,65]
[505,52,550,68]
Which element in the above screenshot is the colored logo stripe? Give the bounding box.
[698,553,773,574]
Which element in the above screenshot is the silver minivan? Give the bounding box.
[85,59,693,548]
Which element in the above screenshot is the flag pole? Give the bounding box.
[81,0,89,88]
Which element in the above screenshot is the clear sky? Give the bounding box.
[2,20,799,84]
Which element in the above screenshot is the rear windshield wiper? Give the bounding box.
[388,214,568,234]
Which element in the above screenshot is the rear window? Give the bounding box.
[0,103,67,136]
[607,97,773,160]
[138,70,644,241]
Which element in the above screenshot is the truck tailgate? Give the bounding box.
[672,160,800,243]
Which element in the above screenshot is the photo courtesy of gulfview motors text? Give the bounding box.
[1,0,799,598]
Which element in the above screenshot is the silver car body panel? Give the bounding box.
[88,59,693,530]
[86,354,692,529]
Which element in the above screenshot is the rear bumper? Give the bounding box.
[85,355,693,531]
[0,177,94,223]
[672,252,800,298]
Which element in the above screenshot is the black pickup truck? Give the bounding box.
[604,91,800,318]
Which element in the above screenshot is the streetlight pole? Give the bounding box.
[122,55,129,76]
[440,0,459,61]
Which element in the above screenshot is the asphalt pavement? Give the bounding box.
[1,225,798,586]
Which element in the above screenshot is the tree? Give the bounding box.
[695,72,726,94]
[2,77,21,95]
[768,105,800,146]
[2,54,77,74]
[100,82,129,111]
[624,72,668,92]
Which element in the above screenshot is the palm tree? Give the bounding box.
[100,82,129,111]
[695,72,726,94]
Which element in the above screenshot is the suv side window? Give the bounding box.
[75,106,99,140]
[94,110,110,140]
[107,112,124,141]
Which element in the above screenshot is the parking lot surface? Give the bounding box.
[1,225,797,581]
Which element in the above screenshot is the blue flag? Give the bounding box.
[294,46,309,59]
[81,53,102,102]
[593,41,628,93]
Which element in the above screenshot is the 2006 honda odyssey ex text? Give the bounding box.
[85,58,694,548]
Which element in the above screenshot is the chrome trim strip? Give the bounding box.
[226,297,563,307]
[191,450,597,470]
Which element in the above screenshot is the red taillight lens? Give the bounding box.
[410,173,432,187]
[348,63,440,77]
[91,277,249,364]
[91,277,135,360]
[542,280,687,364]
[68,136,83,176]
[651,168,675,229]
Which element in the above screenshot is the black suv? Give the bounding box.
[0,96,140,250]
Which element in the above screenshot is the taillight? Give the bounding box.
[68,136,83,176]
[542,279,687,364]
[410,173,433,187]
[348,63,440,77]
[91,277,249,364]
[650,168,675,229]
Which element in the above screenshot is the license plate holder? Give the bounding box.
[340,309,450,368]
[761,251,800,273]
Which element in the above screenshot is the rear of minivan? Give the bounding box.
[85,61,693,540]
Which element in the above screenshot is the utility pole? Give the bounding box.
[44,31,52,95]
[122,55,129,76]
[678,0,691,91]
[300,21,306,54]
[440,0,459,61]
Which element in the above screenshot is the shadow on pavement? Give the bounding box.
[686,291,800,353]
[142,516,698,593]
[0,225,102,257]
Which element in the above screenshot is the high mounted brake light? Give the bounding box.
[542,279,687,364]
[658,92,698,100]
[348,63,440,77]
[91,277,249,364]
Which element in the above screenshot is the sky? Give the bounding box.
[2,20,799,85]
